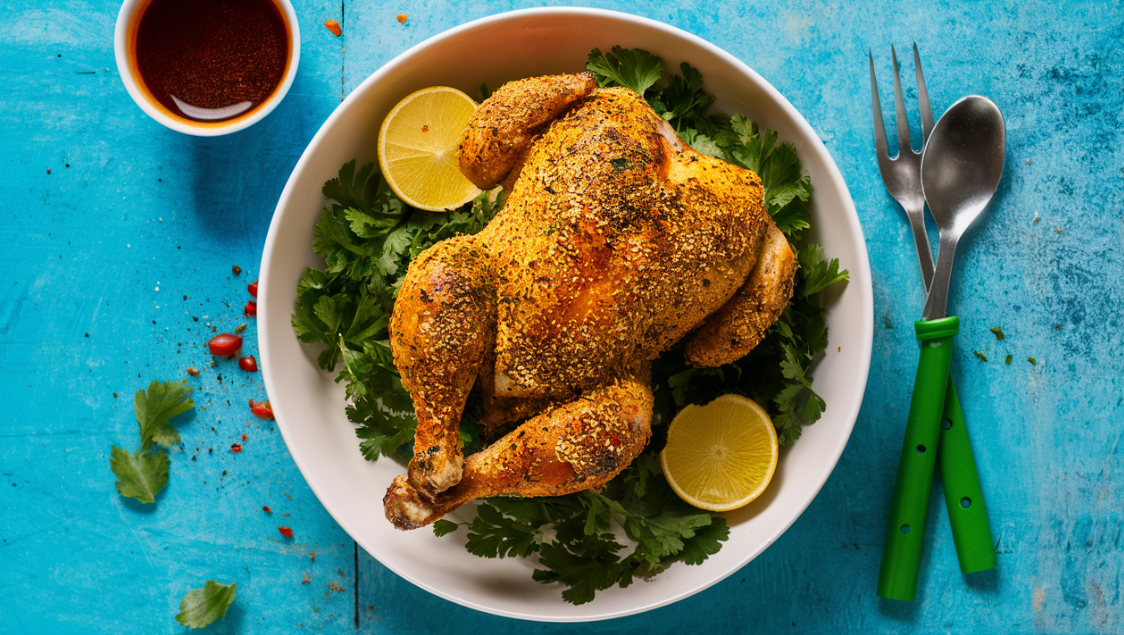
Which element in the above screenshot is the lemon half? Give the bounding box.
[377,86,481,211]
[660,394,779,512]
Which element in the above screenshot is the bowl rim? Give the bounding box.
[260,6,873,621]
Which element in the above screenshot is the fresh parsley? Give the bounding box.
[444,454,728,605]
[109,379,194,504]
[291,47,849,604]
[175,580,237,629]
[109,446,169,505]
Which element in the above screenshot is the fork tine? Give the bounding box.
[913,43,934,142]
[869,51,889,160]
[890,45,913,155]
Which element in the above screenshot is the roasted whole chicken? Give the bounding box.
[383,72,797,530]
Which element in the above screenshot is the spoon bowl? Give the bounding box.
[920,95,1005,320]
[922,96,1006,237]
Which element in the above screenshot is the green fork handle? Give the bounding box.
[877,316,958,601]
[938,379,997,573]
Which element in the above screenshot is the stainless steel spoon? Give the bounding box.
[922,96,1006,320]
[877,95,1005,601]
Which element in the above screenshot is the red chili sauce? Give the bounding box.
[133,0,290,123]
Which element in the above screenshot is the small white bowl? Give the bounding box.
[113,0,300,136]
[259,7,872,622]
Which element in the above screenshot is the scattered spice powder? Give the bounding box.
[324,20,342,36]
[278,526,293,538]
[231,443,243,453]
[397,13,407,23]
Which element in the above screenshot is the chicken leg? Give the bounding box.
[390,236,497,497]
[384,372,653,530]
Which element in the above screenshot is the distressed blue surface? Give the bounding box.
[2,1,1122,633]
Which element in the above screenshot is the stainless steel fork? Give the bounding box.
[870,45,935,286]
[870,45,996,589]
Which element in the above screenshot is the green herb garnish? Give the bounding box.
[109,379,194,504]
[175,580,237,629]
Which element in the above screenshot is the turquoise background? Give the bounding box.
[2,1,1122,633]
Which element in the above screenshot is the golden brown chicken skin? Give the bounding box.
[384,73,796,529]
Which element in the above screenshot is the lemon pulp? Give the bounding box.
[660,394,779,512]
[377,86,481,211]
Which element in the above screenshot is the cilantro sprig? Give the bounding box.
[109,379,195,504]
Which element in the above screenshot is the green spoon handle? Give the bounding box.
[877,316,958,601]
[938,379,997,573]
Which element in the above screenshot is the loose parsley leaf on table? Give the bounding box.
[175,580,237,629]
[110,379,194,504]
[109,446,169,505]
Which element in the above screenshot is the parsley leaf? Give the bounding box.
[465,502,542,559]
[135,379,194,451]
[109,445,169,504]
[432,519,459,537]
[586,46,664,95]
[110,379,195,504]
[175,580,237,629]
[799,243,849,298]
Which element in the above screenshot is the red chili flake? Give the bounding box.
[396,13,407,23]
[609,433,621,446]
[232,265,242,275]
[324,20,342,36]
[251,400,275,419]
[244,301,257,316]
[239,355,258,372]
[262,506,272,513]
[242,433,248,442]
[231,443,243,453]
[278,526,293,538]
[248,281,258,298]
[186,367,201,377]
[208,333,242,356]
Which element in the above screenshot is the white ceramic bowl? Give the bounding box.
[113,0,300,136]
[259,7,872,622]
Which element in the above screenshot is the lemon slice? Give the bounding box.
[660,394,779,512]
[377,86,481,211]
